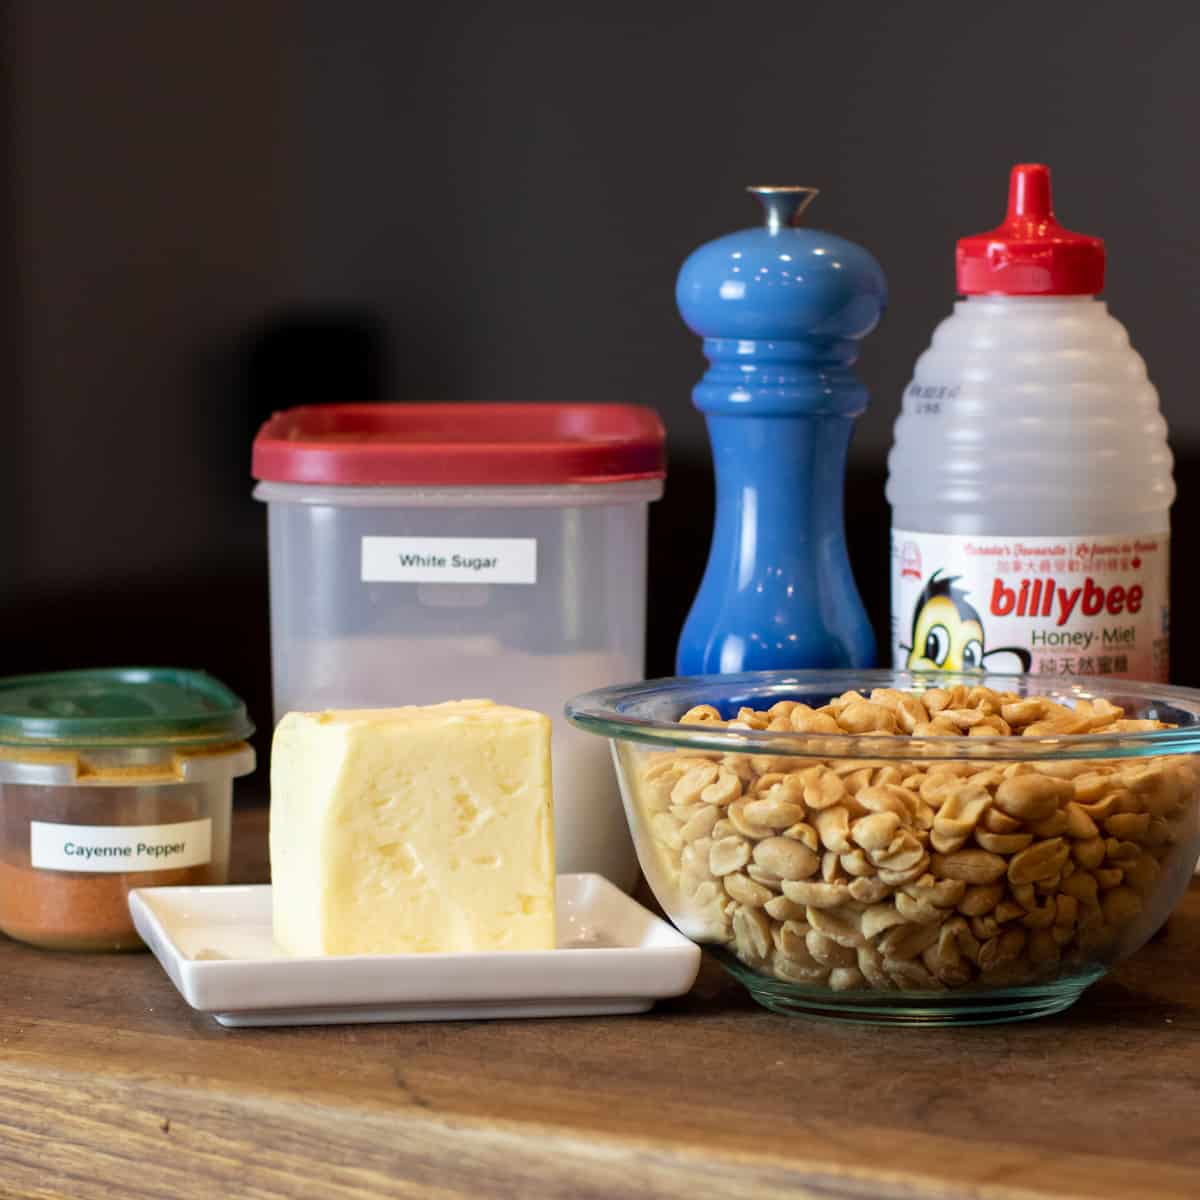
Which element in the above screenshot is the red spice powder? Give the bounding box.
[0,857,217,951]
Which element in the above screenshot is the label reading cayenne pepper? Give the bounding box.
[890,532,1169,682]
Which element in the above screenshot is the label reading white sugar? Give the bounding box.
[361,537,537,584]
[891,531,1169,682]
[29,818,212,873]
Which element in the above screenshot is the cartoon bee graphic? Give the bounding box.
[903,570,1031,674]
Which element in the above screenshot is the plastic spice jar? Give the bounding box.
[252,403,665,891]
[0,668,254,951]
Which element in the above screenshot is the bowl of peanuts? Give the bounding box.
[565,671,1200,1024]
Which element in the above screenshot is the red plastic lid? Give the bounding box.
[252,403,667,486]
[956,164,1105,296]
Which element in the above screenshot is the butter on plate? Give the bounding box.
[269,700,556,956]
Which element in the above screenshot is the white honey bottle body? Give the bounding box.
[887,165,1173,682]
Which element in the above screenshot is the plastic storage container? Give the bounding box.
[252,403,665,890]
[0,668,254,951]
[888,164,1173,684]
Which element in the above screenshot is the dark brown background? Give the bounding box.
[4,0,1199,758]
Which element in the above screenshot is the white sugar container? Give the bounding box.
[252,403,665,890]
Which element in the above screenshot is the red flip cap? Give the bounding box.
[956,164,1105,296]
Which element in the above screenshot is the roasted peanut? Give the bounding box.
[894,695,928,733]
[790,704,842,734]
[743,794,807,831]
[773,919,817,962]
[1105,812,1152,840]
[878,921,940,961]
[745,863,781,888]
[764,894,808,923]
[872,829,926,872]
[1001,698,1047,727]
[806,905,866,948]
[804,770,848,811]
[772,954,830,984]
[1007,838,1070,886]
[753,836,819,881]
[1060,871,1100,910]
[913,717,967,736]
[851,811,902,852]
[876,855,932,887]
[856,784,915,817]
[862,903,909,940]
[724,872,774,907]
[924,933,972,987]
[895,892,945,924]
[700,768,743,806]
[727,797,775,840]
[994,774,1071,822]
[975,829,1034,854]
[1019,898,1057,930]
[680,804,722,843]
[814,806,853,853]
[710,832,754,877]
[848,876,892,904]
[736,706,770,730]
[785,821,820,853]
[828,966,866,991]
[857,944,892,990]
[650,812,684,852]
[680,704,723,725]
[930,849,1008,885]
[1072,836,1106,871]
[840,849,876,877]
[821,849,844,884]
[931,784,992,853]
[993,899,1026,925]
[838,700,899,734]
[886,958,944,991]
[732,904,772,964]
[1065,803,1099,839]
[978,927,1027,972]
[982,808,1024,835]
[1028,810,1069,838]
[806,929,859,969]
[780,879,849,909]
[902,874,966,909]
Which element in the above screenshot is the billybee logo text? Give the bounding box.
[989,576,1143,625]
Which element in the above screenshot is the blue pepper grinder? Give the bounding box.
[675,186,887,675]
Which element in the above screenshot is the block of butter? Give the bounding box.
[269,700,556,956]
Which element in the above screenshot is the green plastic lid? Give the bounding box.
[0,668,254,749]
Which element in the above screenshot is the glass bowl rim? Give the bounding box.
[564,669,1200,762]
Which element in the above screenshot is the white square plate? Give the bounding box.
[128,875,701,1027]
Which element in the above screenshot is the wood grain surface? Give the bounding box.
[0,805,1197,1200]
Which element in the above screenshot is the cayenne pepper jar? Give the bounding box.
[0,668,254,950]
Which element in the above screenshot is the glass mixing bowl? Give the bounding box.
[566,670,1200,1025]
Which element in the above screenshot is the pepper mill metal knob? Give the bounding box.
[675,186,887,675]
